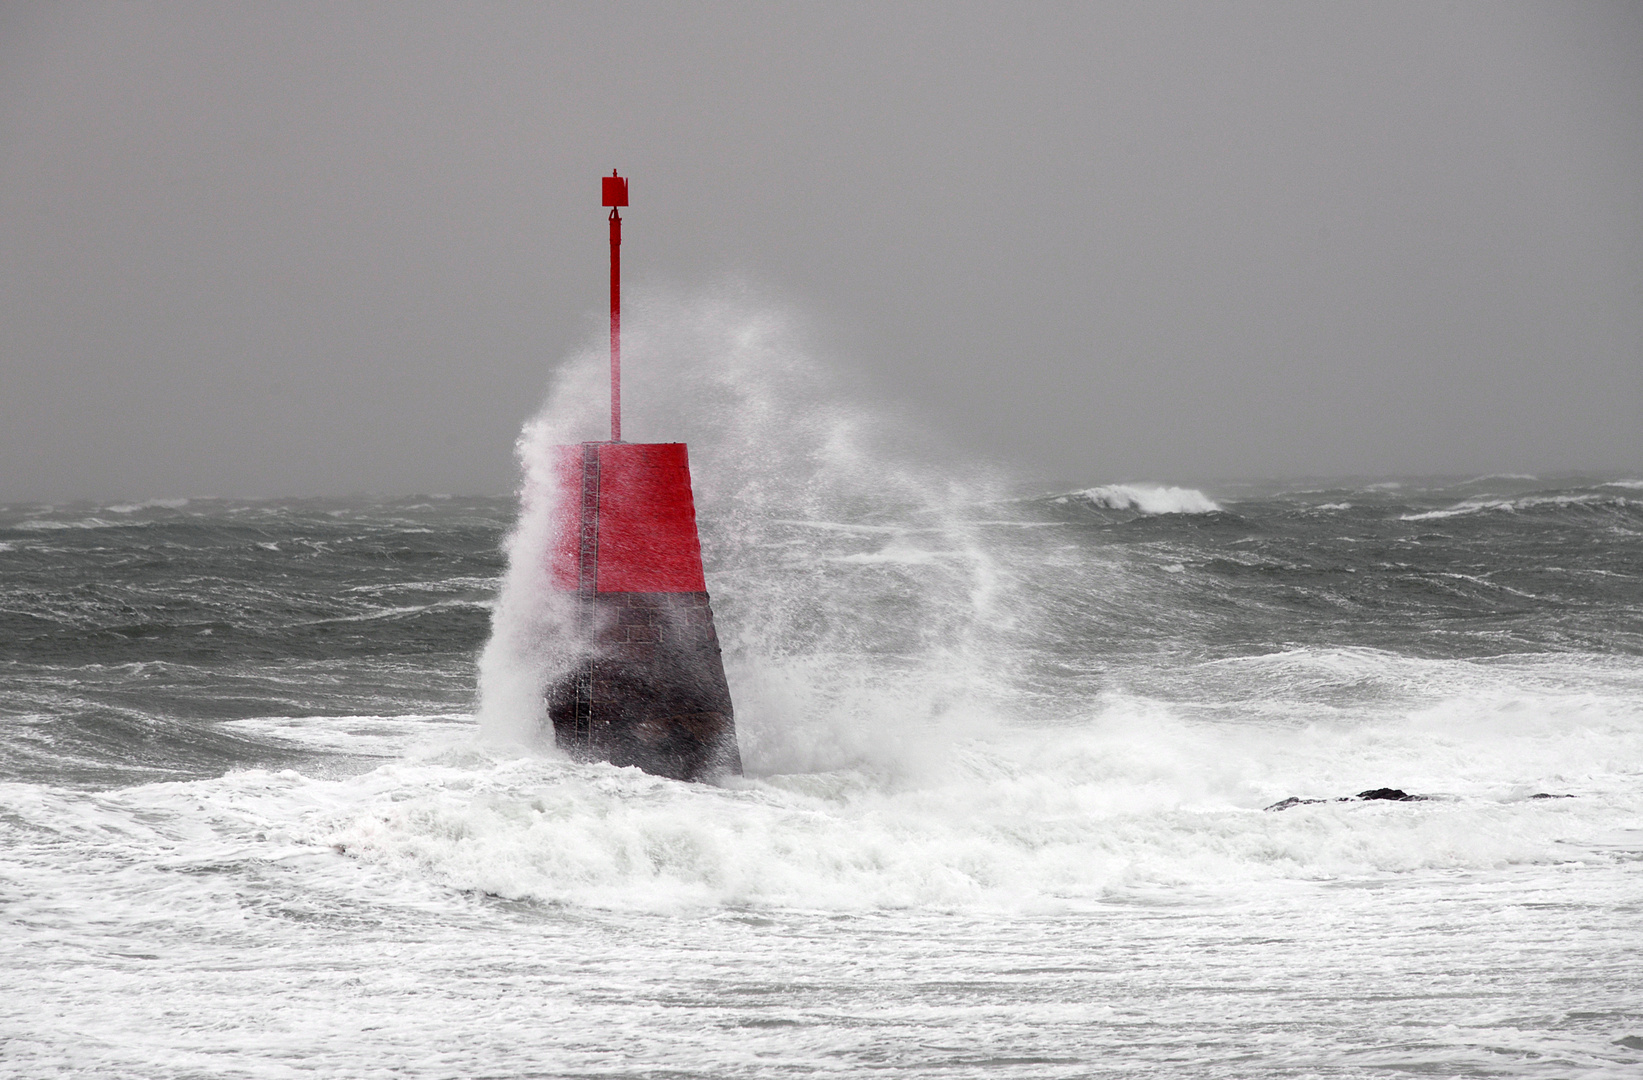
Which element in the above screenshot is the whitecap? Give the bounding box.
[1070,483,1220,515]
[15,518,120,531]
[105,498,190,514]
[1401,492,1628,521]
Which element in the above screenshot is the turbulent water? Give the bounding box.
[3,328,1642,1077]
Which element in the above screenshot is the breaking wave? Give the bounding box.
[320,647,1643,913]
[1059,483,1221,515]
[106,498,191,514]
[1402,491,1637,521]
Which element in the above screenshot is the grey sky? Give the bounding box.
[2,1,1639,501]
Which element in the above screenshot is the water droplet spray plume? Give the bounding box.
[477,288,1013,776]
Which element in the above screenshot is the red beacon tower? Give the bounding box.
[541,171,742,781]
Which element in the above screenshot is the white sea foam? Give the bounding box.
[1402,492,1631,520]
[1067,483,1221,514]
[5,650,1625,925]
[211,653,1643,912]
[220,713,474,755]
[15,517,121,531]
[7,696,1640,1078]
[0,644,1553,919]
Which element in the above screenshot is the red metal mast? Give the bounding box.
[602,170,628,442]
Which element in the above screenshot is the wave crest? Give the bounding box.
[1401,492,1635,521]
[1064,484,1220,515]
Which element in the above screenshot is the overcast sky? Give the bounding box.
[2,1,1639,500]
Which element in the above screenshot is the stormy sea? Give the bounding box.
[3,319,1640,1077]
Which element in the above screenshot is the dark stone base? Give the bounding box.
[1266,789,1574,811]
[1265,788,1428,812]
[545,591,742,782]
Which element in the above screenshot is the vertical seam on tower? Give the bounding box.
[578,443,601,594]
[573,443,601,743]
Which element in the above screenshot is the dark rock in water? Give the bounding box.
[1613,1035,1643,1050]
[1264,788,1427,811]
[1263,796,1329,812]
[1266,788,1577,810]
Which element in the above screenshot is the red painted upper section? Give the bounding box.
[547,442,707,593]
[602,172,629,207]
[596,443,705,592]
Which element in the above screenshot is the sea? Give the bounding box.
[2,327,1641,1077]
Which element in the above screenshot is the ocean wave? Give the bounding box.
[4,651,1638,920]
[12,517,124,531]
[1401,492,1634,521]
[307,659,1643,913]
[105,498,191,514]
[1060,484,1221,515]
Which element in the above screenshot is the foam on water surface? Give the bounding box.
[320,693,1639,914]
[3,681,1641,1077]
[3,295,1643,1076]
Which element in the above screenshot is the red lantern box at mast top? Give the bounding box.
[541,173,741,782]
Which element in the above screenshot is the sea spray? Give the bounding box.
[476,290,1011,774]
[472,391,586,747]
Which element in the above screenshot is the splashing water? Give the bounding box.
[4,291,1642,1076]
[477,290,1011,776]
